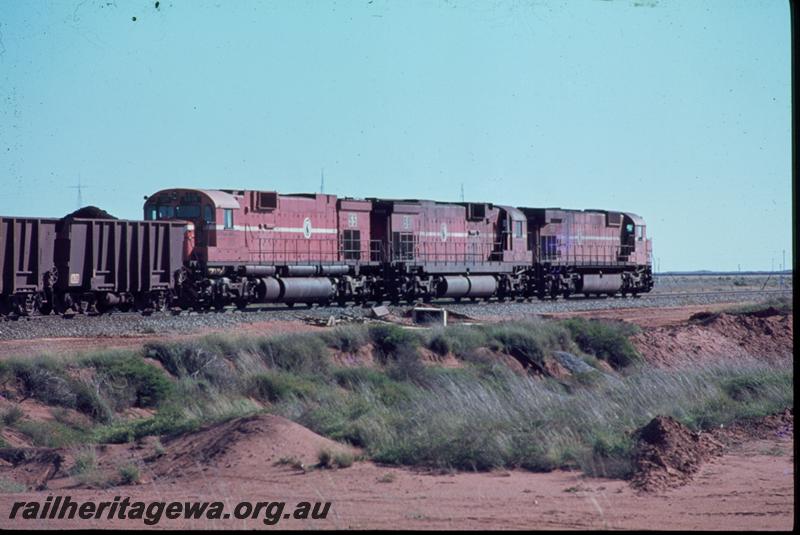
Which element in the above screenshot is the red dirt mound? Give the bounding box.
[631,416,723,492]
[632,311,792,367]
[146,414,359,481]
[716,407,794,445]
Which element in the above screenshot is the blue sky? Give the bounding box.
[0,0,792,271]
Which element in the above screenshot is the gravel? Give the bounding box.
[0,289,790,342]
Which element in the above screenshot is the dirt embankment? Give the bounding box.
[0,410,793,530]
[0,414,358,491]
[631,309,792,367]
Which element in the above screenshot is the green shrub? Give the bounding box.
[247,372,317,402]
[145,341,237,390]
[255,334,330,375]
[88,355,173,409]
[321,325,369,353]
[118,463,140,485]
[317,448,355,469]
[16,420,89,448]
[722,372,791,402]
[93,406,200,444]
[69,445,97,476]
[562,318,640,368]
[333,367,416,405]
[426,332,452,357]
[4,360,76,407]
[482,323,548,369]
[385,346,427,384]
[71,380,114,423]
[1,404,23,426]
[368,324,421,361]
[582,431,635,479]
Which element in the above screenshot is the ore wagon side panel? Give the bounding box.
[0,217,59,296]
[57,218,185,294]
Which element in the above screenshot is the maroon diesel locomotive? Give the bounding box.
[0,188,652,316]
[141,188,652,310]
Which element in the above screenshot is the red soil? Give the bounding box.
[631,310,792,368]
[0,320,324,359]
[0,418,792,530]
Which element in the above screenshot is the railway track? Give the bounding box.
[623,288,791,300]
[1,287,791,322]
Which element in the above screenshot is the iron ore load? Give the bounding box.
[1,189,653,316]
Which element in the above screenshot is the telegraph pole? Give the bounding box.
[69,175,89,209]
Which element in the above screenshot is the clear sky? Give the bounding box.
[0,0,792,271]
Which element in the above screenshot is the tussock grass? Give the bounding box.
[247,371,318,402]
[426,325,489,358]
[2,318,791,482]
[1,404,23,426]
[321,325,370,353]
[16,420,89,448]
[317,448,354,469]
[368,324,422,362]
[83,354,173,409]
[292,359,792,476]
[118,463,140,485]
[92,406,201,444]
[561,318,641,368]
[69,445,98,478]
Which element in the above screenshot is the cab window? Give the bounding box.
[204,205,214,224]
[176,204,200,219]
[158,205,175,219]
[513,221,523,238]
[224,209,234,229]
[636,226,644,240]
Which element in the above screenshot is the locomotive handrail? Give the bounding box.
[243,236,641,267]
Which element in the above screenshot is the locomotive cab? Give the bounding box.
[144,189,242,262]
[621,213,650,265]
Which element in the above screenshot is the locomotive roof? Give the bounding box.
[149,188,242,209]
[495,205,526,221]
[197,189,242,209]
